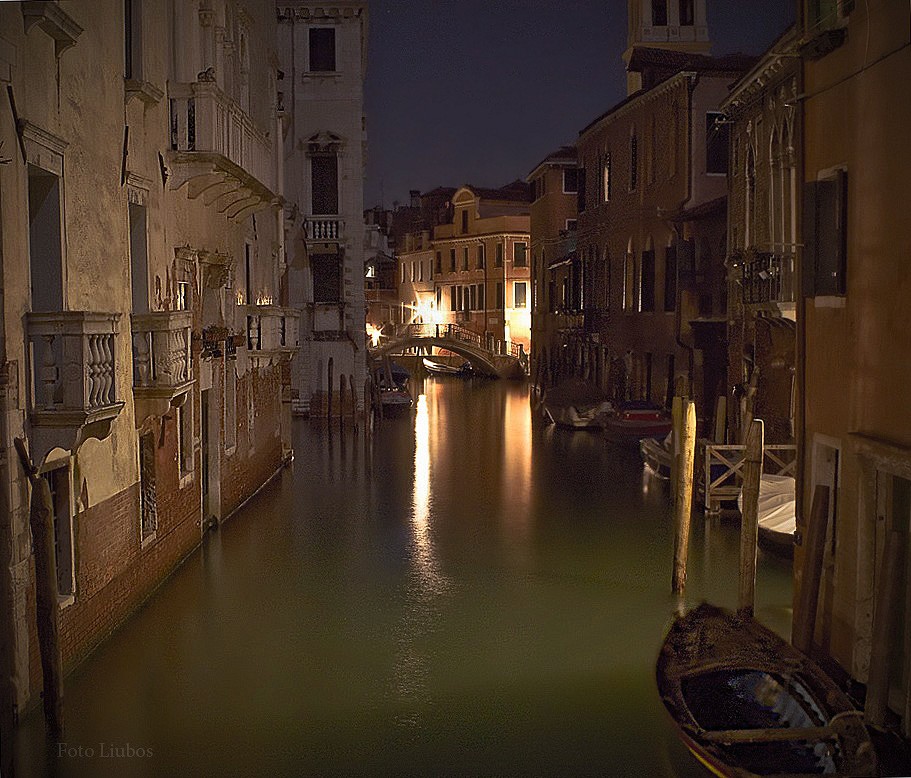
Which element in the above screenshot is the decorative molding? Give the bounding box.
[21,1,83,57]
[125,78,164,106]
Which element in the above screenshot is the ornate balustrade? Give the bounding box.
[26,311,124,458]
[131,310,194,423]
[306,217,344,241]
[242,305,300,361]
[167,80,277,220]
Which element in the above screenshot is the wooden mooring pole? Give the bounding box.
[738,419,764,617]
[792,484,830,655]
[671,401,697,596]
[13,438,64,742]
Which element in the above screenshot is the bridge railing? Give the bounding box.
[389,322,527,371]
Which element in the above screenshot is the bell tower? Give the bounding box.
[623,0,711,94]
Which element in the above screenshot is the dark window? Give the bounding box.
[311,155,338,214]
[461,247,469,271]
[435,251,442,275]
[449,286,457,311]
[27,165,64,311]
[124,0,142,80]
[312,253,341,302]
[478,283,485,310]
[456,286,463,311]
[802,172,848,296]
[563,168,579,193]
[496,281,504,309]
[495,242,503,268]
[630,134,638,190]
[461,210,468,233]
[477,244,485,269]
[576,167,587,212]
[514,242,527,267]
[309,28,336,72]
[515,282,527,308]
[679,0,694,25]
[664,244,677,311]
[449,248,456,272]
[653,0,668,26]
[706,113,729,175]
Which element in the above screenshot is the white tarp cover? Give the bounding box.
[738,474,796,537]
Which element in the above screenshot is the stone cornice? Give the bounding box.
[277,4,365,23]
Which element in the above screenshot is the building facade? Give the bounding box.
[721,27,801,446]
[0,0,300,747]
[277,1,368,416]
[792,0,911,734]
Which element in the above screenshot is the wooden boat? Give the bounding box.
[640,431,672,477]
[656,603,879,777]
[604,401,672,445]
[738,475,797,557]
[422,357,472,377]
[375,361,413,416]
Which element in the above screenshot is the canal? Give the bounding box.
[15,377,793,777]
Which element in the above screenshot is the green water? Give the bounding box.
[15,378,793,777]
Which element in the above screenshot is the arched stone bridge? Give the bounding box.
[370,323,527,379]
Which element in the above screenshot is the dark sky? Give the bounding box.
[363,0,794,208]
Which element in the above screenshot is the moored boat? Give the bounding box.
[640,431,673,477]
[738,474,797,557]
[542,399,614,430]
[604,401,672,445]
[422,357,472,376]
[656,603,879,777]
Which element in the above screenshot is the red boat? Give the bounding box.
[604,401,672,445]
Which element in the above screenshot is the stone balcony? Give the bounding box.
[242,305,300,363]
[306,216,345,242]
[26,311,124,462]
[167,80,277,221]
[131,310,194,424]
[741,251,796,313]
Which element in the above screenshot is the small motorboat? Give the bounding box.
[640,430,672,478]
[738,474,797,557]
[375,361,413,416]
[542,399,614,430]
[604,401,672,445]
[656,603,879,777]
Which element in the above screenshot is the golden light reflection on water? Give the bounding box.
[501,387,533,559]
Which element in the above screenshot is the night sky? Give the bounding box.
[364,0,795,208]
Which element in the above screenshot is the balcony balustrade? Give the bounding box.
[167,81,277,220]
[131,310,194,424]
[26,311,124,460]
[741,252,796,308]
[242,305,300,362]
[306,217,344,242]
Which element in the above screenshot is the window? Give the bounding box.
[456,286,463,311]
[629,132,639,191]
[652,0,668,25]
[309,28,336,72]
[311,155,338,215]
[461,210,468,233]
[461,247,469,271]
[124,0,143,80]
[139,432,157,539]
[603,153,612,202]
[563,168,579,194]
[514,282,527,308]
[679,0,694,25]
[312,253,340,303]
[495,242,504,268]
[400,262,406,285]
[176,281,189,311]
[177,399,193,476]
[435,251,442,275]
[129,202,149,312]
[496,281,504,309]
[44,465,73,596]
[449,286,457,311]
[478,283,485,311]
[27,164,63,311]
[411,261,416,282]
[623,252,636,311]
[802,171,848,296]
[514,242,527,267]
[706,113,728,175]
[436,287,442,308]
[664,244,677,311]
[640,249,655,312]
[449,248,456,272]
[477,243,485,269]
